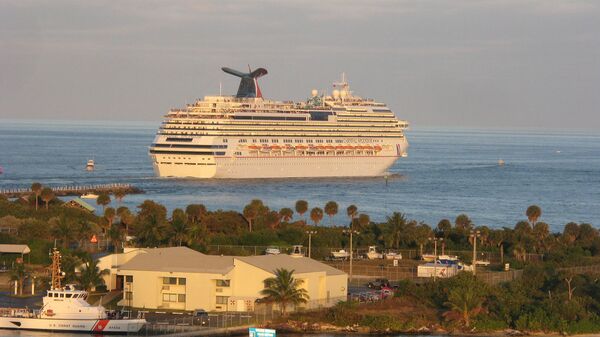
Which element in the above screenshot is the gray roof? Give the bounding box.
[238,255,346,276]
[117,247,346,277]
[118,247,234,274]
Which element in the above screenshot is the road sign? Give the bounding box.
[249,328,276,337]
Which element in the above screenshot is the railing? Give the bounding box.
[0,183,136,197]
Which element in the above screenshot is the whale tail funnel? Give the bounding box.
[221,66,268,98]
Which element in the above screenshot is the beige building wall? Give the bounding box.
[110,249,348,312]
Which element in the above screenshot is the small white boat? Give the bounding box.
[331,249,350,259]
[0,249,146,333]
[365,246,383,260]
[385,251,402,260]
[80,193,99,199]
[422,254,436,262]
[86,159,95,171]
[265,247,280,255]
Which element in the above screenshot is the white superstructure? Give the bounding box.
[150,67,409,179]
[0,249,146,333]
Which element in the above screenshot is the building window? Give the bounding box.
[216,296,229,304]
[178,278,186,285]
[125,275,133,283]
[326,139,333,143]
[163,277,177,285]
[162,293,185,303]
[216,279,230,287]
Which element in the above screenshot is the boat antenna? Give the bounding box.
[49,248,64,290]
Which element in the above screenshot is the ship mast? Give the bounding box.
[49,248,64,290]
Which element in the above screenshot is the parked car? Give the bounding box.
[193,309,209,325]
[367,278,391,290]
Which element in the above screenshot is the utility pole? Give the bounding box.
[429,237,443,281]
[470,230,481,275]
[305,230,317,258]
[343,229,360,284]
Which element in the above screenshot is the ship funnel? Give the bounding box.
[221,66,268,98]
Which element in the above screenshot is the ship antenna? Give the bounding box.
[219,81,222,96]
[50,248,64,290]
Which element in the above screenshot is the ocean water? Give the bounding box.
[0,119,599,232]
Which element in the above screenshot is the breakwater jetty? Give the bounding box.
[0,183,143,198]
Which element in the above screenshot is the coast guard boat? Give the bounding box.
[0,249,146,333]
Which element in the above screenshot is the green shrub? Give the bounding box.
[473,316,508,331]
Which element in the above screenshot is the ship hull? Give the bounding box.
[152,155,402,179]
[0,317,146,334]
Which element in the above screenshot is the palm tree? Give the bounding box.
[31,182,42,211]
[50,216,74,248]
[107,224,125,253]
[384,212,407,249]
[96,193,111,212]
[185,204,207,224]
[134,200,169,247]
[114,189,127,206]
[526,205,542,226]
[295,200,308,222]
[414,224,432,257]
[10,263,29,296]
[279,208,294,222]
[357,213,371,231]
[75,220,96,249]
[260,268,309,316]
[40,187,54,210]
[117,206,134,235]
[310,207,324,226]
[77,258,109,291]
[170,208,188,246]
[443,275,486,328]
[563,222,580,244]
[243,204,258,232]
[346,205,358,225]
[489,230,506,264]
[104,207,116,232]
[533,222,550,253]
[324,201,338,226]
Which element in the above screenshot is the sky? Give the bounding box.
[1,0,599,130]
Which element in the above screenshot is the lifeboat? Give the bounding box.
[335,145,345,150]
[271,145,282,150]
[355,146,364,150]
[296,145,308,150]
[344,146,354,150]
[316,146,326,150]
[325,146,335,150]
[248,145,260,150]
[374,145,383,151]
[363,145,374,150]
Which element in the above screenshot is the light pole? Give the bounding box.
[343,229,360,283]
[305,230,317,258]
[470,230,481,275]
[429,237,443,281]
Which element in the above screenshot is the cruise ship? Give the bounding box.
[149,67,409,178]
